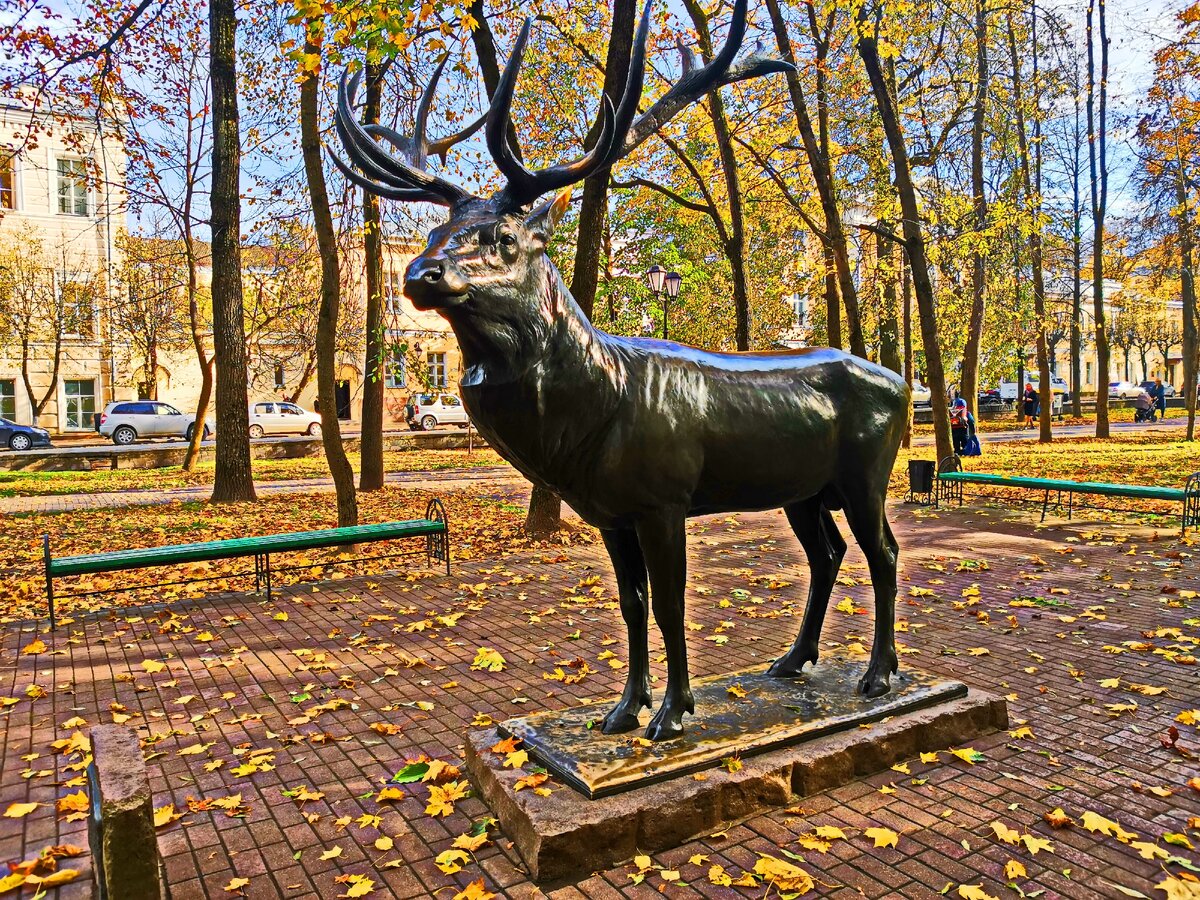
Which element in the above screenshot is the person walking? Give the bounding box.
[1153,376,1167,421]
[951,397,970,453]
[1023,383,1039,429]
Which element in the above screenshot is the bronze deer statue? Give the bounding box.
[334,0,910,741]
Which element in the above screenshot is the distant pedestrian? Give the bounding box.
[1023,383,1039,428]
[1153,377,1167,420]
[951,397,970,453]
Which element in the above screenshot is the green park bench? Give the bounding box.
[935,456,1200,536]
[43,498,450,629]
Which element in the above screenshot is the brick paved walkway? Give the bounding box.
[2,495,1198,899]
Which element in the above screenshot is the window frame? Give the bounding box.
[427,351,447,389]
[0,149,16,211]
[385,346,407,389]
[56,156,89,217]
[63,378,96,430]
[59,274,97,340]
[0,379,16,420]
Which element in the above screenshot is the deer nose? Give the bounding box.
[404,256,467,307]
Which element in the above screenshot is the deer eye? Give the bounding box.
[499,232,517,248]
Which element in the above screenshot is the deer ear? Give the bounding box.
[525,189,572,241]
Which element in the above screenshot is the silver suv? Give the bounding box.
[98,401,213,445]
[404,393,469,430]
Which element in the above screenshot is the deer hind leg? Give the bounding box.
[599,527,652,734]
[842,489,900,698]
[769,498,846,678]
[635,511,693,741]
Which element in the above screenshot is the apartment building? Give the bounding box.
[0,98,126,432]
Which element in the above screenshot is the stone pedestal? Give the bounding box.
[463,659,1007,883]
[88,725,166,900]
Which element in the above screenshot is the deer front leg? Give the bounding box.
[635,511,692,741]
[769,502,846,677]
[599,528,652,734]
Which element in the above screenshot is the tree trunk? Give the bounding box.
[301,34,357,528]
[1087,0,1111,438]
[521,0,639,538]
[1179,168,1197,440]
[960,0,988,417]
[181,226,210,471]
[209,0,255,502]
[877,230,901,374]
[683,0,751,350]
[857,18,953,462]
[764,0,861,355]
[359,63,386,492]
[901,253,913,448]
[1007,10,1052,443]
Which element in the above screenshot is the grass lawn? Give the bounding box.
[0,448,506,497]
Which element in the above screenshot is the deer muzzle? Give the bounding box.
[404,255,469,309]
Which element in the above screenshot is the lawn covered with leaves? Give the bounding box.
[1,484,595,624]
[0,448,505,497]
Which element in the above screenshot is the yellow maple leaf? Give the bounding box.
[0,873,26,892]
[950,747,984,765]
[1004,859,1027,880]
[451,879,495,900]
[1079,810,1137,843]
[957,885,999,900]
[471,647,505,672]
[1156,875,1200,900]
[753,854,814,893]
[342,876,376,898]
[435,849,469,874]
[319,846,343,861]
[22,639,47,655]
[25,869,80,887]
[865,827,900,849]
[224,876,250,893]
[708,864,733,886]
[374,836,394,851]
[1021,834,1054,855]
[990,821,1020,845]
[814,825,847,840]
[178,742,213,756]
[920,751,940,763]
[56,792,88,814]
[3,802,38,818]
[1131,841,1169,860]
[452,831,490,852]
[154,805,182,828]
[376,787,404,803]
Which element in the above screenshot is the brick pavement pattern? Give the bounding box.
[2,492,1199,899]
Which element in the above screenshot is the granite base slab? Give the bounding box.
[464,669,1006,883]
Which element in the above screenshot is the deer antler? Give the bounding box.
[331,60,483,208]
[488,2,653,211]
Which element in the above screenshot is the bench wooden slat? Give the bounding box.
[48,519,445,576]
[938,472,1185,502]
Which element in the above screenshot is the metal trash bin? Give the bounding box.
[906,459,936,505]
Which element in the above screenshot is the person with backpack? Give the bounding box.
[951,397,970,453]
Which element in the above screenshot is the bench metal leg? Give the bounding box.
[1041,489,1050,522]
[264,553,272,601]
[44,534,56,632]
[1067,492,1074,520]
[426,499,451,575]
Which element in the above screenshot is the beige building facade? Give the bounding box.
[0,99,128,432]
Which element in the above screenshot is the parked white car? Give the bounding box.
[404,392,470,430]
[1109,381,1141,400]
[248,401,322,438]
[910,381,932,407]
[999,375,1068,401]
[98,401,213,445]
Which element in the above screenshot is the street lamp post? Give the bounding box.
[646,266,682,341]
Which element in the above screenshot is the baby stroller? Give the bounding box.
[1133,390,1155,423]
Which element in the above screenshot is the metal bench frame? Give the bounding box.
[43,498,451,630]
[935,455,1200,536]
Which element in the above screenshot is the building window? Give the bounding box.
[60,277,95,339]
[0,150,14,210]
[0,379,16,420]
[1085,361,1093,385]
[274,362,286,390]
[386,272,403,314]
[787,294,807,329]
[57,158,89,216]
[386,347,406,388]
[427,351,447,388]
[64,379,95,429]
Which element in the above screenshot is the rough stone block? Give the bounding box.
[464,688,1007,883]
[88,725,165,900]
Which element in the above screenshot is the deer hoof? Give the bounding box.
[768,647,818,678]
[645,703,687,741]
[600,706,643,734]
[858,667,892,698]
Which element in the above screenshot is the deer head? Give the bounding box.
[333,0,793,322]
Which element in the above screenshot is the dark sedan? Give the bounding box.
[0,418,52,451]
